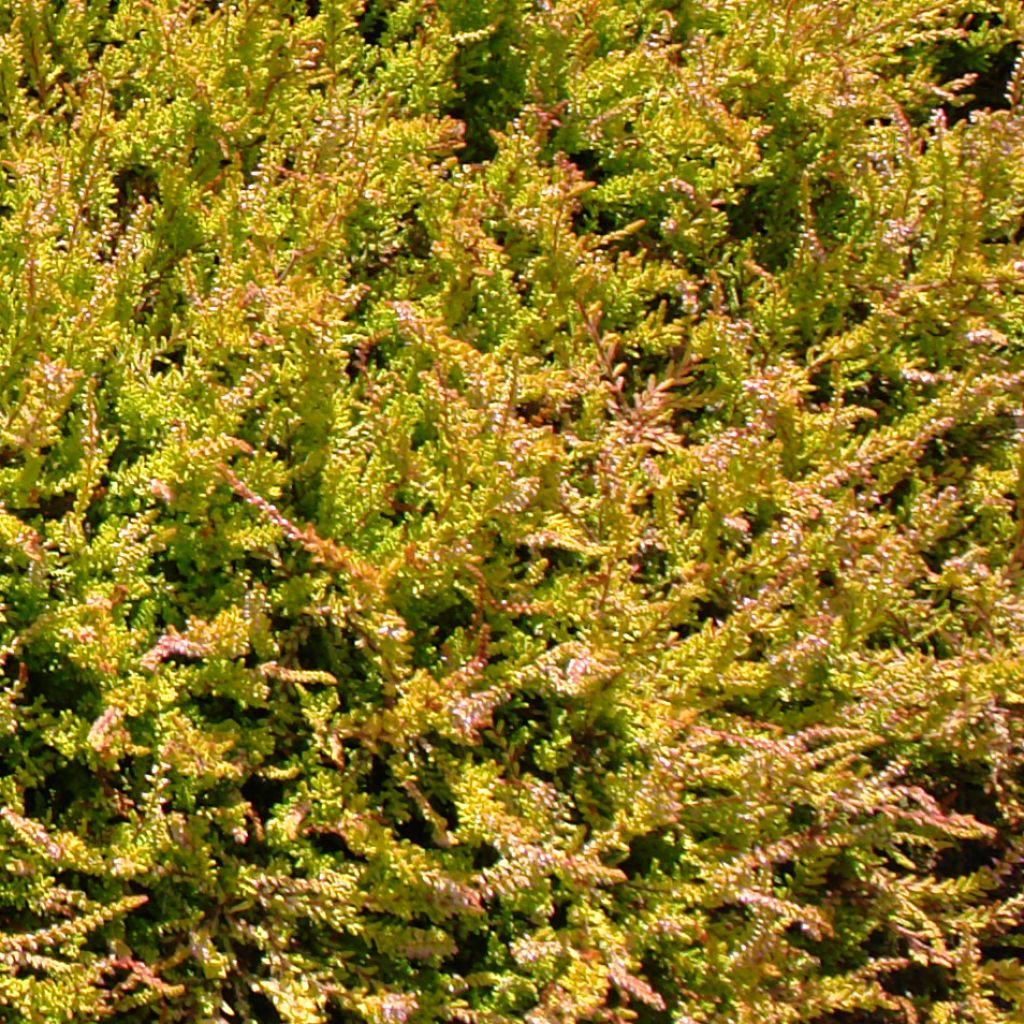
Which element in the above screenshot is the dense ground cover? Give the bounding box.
[0,1,1022,1021]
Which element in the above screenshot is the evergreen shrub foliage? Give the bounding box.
[0,1,1022,1021]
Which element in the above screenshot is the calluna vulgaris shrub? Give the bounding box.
[0,1,1022,1021]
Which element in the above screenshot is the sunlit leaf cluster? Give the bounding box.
[0,1,1022,1021]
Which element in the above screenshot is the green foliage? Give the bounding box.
[0,0,1022,1021]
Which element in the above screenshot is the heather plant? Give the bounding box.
[0,1,1022,1022]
